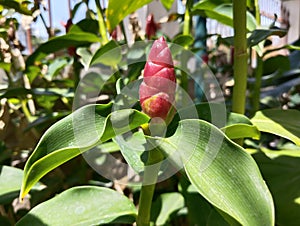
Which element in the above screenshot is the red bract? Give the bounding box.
[139,37,176,121]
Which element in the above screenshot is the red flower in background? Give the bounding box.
[139,36,176,121]
[145,14,160,40]
[63,18,77,56]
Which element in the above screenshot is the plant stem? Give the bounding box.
[95,0,109,45]
[181,0,192,93]
[183,1,191,36]
[136,148,163,226]
[232,0,248,146]
[254,0,261,25]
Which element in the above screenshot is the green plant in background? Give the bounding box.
[0,0,299,225]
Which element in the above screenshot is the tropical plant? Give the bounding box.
[0,0,299,225]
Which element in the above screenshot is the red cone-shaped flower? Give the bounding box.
[139,37,176,120]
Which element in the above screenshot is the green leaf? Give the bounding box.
[117,131,146,173]
[0,0,31,15]
[76,47,93,70]
[17,186,137,226]
[106,0,152,31]
[20,103,149,199]
[154,119,274,225]
[0,166,44,204]
[0,87,73,99]
[181,183,214,225]
[90,40,122,66]
[263,55,290,75]
[151,192,184,225]
[251,109,300,145]
[192,2,256,31]
[172,34,194,47]
[161,0,175,11]
[168,103,251,135]
[221,124,260,140]
[0,62,11,72]
[253,152,300,226]
[247,29,287,47]
[45,57,70,81]
[258,147,300,158]
[69,19,99,34]
[26,31,100,66]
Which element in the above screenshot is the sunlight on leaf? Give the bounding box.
[17,186,137,226]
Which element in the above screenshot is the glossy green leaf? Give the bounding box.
[0,166,44,204]
[151,192,184,225]
[192,2,256,31]
[20,103,149,199]
[17,186,137,226]
[90,40,122,66]
[251,109,300,145]
[154,119,274,225]
[253,152,300,225]
[26,31,100,66]
[106,0,152,31]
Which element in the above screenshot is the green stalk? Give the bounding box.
[254,0,261,25]
[95,0,109,45]
[136,148,163,226]
[232,0,248,146]
[250,54,263,116]
[181,0,192,92]
[183,1,191,36]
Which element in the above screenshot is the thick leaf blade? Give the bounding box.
[17,186,137,226]
[26,32,100,66]
[0,166,44,204]
[155,119,274,226]
[253,152,300,226]
[248,29,287,47]
[20,104,149,199]
[222,124,260,140]
[192,2,256,31]
[0,0,31,15]
[151,192,184,225]
[106,0,152,31]
[251,109,300,145]
[90,40,122,66]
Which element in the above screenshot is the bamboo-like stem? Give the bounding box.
[95,0,109,45]
[232,0,248,146]
[136,148,163,226]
